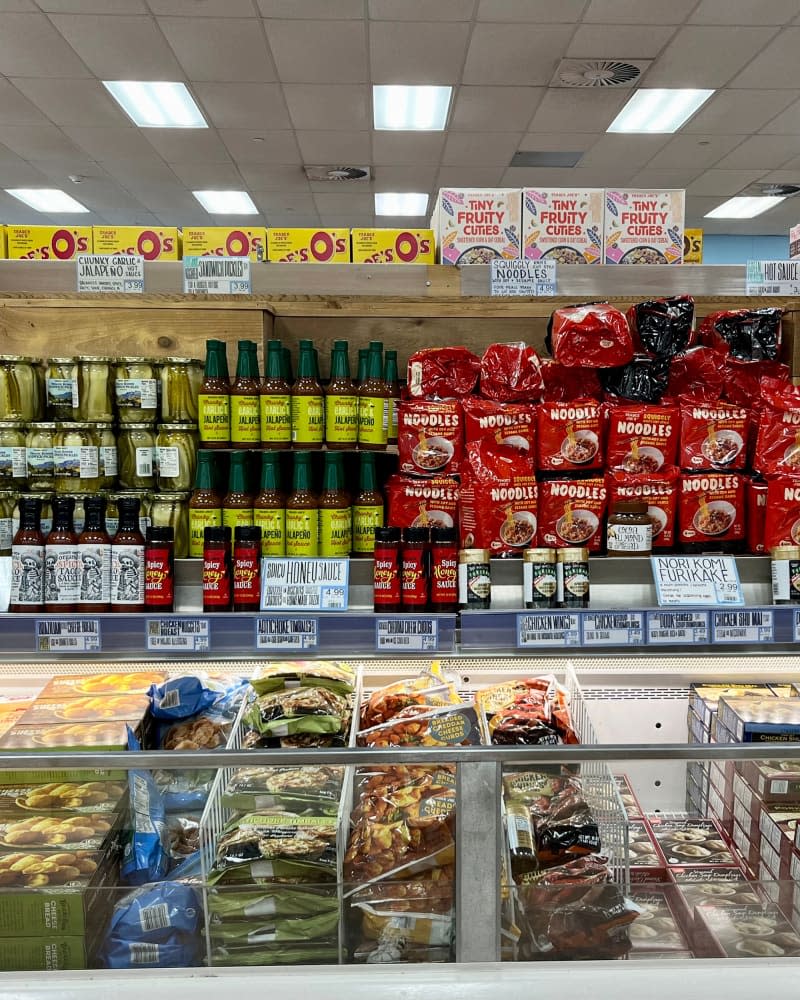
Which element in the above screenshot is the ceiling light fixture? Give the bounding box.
[193,190,258,215]
[373,86,452,130]
[607,88,714,133]
[375,192,429,216]
[103,81,207,128]
[705,195,786,220]
[5,188,89,213]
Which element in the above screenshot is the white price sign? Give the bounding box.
[260,558,348,612]
[582,612,644,647]
[517,612,579,648]
[647,611,709,645]
[36,619,101,653]
[77,255,144,293]
[183,256,251,294]
[746,260,800,295]
[712,610,774,644]
[490,258,556,296]
[376,618,439,651]
[255,617,318,650]
[146,618,209,652]
[651,555,743,606]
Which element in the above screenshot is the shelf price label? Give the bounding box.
[712,610,774,644]
[582,612,645,647]
[36,619,101,653]
[260,558,348,612]
[746,260,800,296]
[651,555,743,606]
[490,259,556,297]
[376,617,439,652]
[146,618,209,652]
[183,255,251,294]
[255,617,318,651]
[646,611,709,644]
[516,612,579,648]
[793,610,800,643]
[77,255,144,293]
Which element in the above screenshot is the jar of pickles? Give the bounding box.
[156,424,198,492]
[0,357,40,422]
[25,422,56,491]
[117,424,156,489]
[34,364,46,420]
[54,422,101,493]
[0,490,15,554]
[150,492,189,558]
[14,492,52,537]
[98,424,118,490]
[160,358,203,423]
[46,358,79,420]
[0,422,27,485]
[114,357,158,424]
[57,493,90,535]
[107,491,151,537]
[77,357,115,422]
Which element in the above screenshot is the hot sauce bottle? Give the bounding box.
[325,340,358,450]
[383,349,400,445]
[429,525,458,613]
[286,452,319,557]
[111,496,145,613]
[356,348,369,388]
[198,339,230,449]
[352,452,384,556]
[230,340,261,449]
[253,451,286,557]
[358,341,389,451]
[77,495,111,613]
[373,526,401,613]
[233,525,262,612]
[203,525,232,612]
[291,340,324,449]
[260,339,291,450]
[401,526,429,610]
[10,496,44,613]
[319,452,351,558]
[189,450,223,559]
[144,525,174,612]
[45,496,79,613]
[223,451,254,536]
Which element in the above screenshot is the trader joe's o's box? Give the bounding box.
[604,190,684,265]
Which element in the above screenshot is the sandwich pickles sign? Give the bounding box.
[183,255,251,294]
[651,555,744,606]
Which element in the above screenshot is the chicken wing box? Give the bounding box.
[522,189,604,265]
[604,190,684,265]
[694,901,800,959]
[431,189,521,265]
[648,817,739,869]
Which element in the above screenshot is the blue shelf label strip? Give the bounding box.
[375,617,439,652]
[516,612,580,648]
[582,612,645,647]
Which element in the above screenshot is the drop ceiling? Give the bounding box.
[0,0,800,235]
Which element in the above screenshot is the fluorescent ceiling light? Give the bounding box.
[705,195,786,219]
[373,85,452,130]
[5,188,88,213]
[193,190,258,215]
[375,192,429,216]
[103,81,207,128]
[607,88,714,133]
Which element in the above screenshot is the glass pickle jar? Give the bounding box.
[107,491,151,538]
[98,424,118,490]
[0,357,39,422]
[114,357,158,424]
[156,424,198,492]
[34,363,46,421]
[57,493,89,535]
[77,357,115,422]
[14,492,53,538]
[54,423,101,493]
[150,492,189,559]
[117,423,156,489]
[25,422,56,492]
[46,357,79,420]
[160,357,203,423]
[0,422,27,485]
[0,490,15,554]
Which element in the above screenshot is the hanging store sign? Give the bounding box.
[183,255,251,294]
[651,555,743,606]
[490,258,556,296]
[76,254,144,293]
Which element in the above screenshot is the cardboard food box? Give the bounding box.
[266,228,349,263]
[19,695,150,727]
[522,188,604,264]
[0,226,7,258]
[708,781,732,835]
[0,779,127,815]
[0,810,120,853]
[694,901,800,959]
[649,817,739,868]
[628,888,688,952]
[683,228,703,265]
[432,188,521,265]
[351,228,435,265]
[0,934,90,971]
[670,865,755,932]
[687,708,709,745]
[689,684,774,730]
[731,818,759,874]
[182,227,266,262]
[6,226,92,260]
[745,760,800,803]
[613,774,644,820]
[0,721,133,783]
[38,671,165,700]
[628,820,668,883]
[718,696,800,743]
[604,190,684,265]
[92,226,180,260]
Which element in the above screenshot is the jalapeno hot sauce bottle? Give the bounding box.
[286,452,319,556]
[111,496,145,612]
[230,340,261,449]
[291,340,324,449]
[260,339,291,450]
[319,452,351,558]
[358,341,389,451]
[45,496,79,612]
[325,340,358,449]
[10,496,44,613]
[198,339,230,449]
[223,451,254,536]
[253,451,286,557]
[352,452,384,556]
[77,495,111,612]
[189,450,223,559]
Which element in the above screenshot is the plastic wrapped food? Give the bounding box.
[476,676,578,746]
[700,308,782,362]
[215,813,338,874]
[547,303,633,368]
[537,398,604,473]
[100,882,202,969]
[679,402,751,471]
[250,660,355,697]
[222,765,344,814]
[361,664,460,730]
[678,472,746,547]
[461,396,536,452]
[212,942,340,966]
[600,354,670,403]
[357,704,482,747]
[754,376,800,475]
[723,357,789,410]
[537,477,607,551]
[407,347,480,399]
[208,910,340,944]
[605,468,679,549]
[397,400,463,478]
[540,359,603,402]
[668,346,726,404]
[627,296,695,358]
[764,475,800,549]
[479,342,544,402]
[207,886,339,921]
[120,731,170,886]
[459,438,538,554]
[386,474,459,531]
[605,403,679,473]
[245,687,351,739]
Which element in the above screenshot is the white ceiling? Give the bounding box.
[0,0,800,234]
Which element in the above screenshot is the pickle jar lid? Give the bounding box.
[162,357,203,365]
[47,356,78,364]
[26,422,57,430]
[523,547,556,563]
[119,423,156,432]
[116,357,152,364]
[55,421,95,430]
[77,356,114,363]
[771,545,800,560]
[152,491,189,501]
[0,421,25,429]
[158,423,199,432]
[0,355,37,364]
[557,547,589,562]
[459,548,491,563]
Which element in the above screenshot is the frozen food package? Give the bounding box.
[120,731,170,886]
[222,765,345,814]
[476,676,578,746]
[407,346,480,399]
[479,342,544,402]
[700,308,782,362]
[599,354,670,403]
[461,396,536,452]
[215,813,339,877]
[627,296,695,358]
[397,399,464,478]
[547,303,633,368]
[356,704,482,747]
[207,886,339,921]
[244,686,352,740]
[361,664,460,730]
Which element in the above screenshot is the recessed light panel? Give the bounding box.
[5,188,89,213]
[705,196,786,219]
[103,81,207,128]
[373,86,452,130]
[193,190,258,215]
[607,89,714,133]
[374,192,429,216]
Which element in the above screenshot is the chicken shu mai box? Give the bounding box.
[267,228,350,263]
[182,227,266,262]
[92,226,180,260]
[6,226,92,260]
[431,188,521,264]
[522,189,604,264]
[351,228,434,264]
[604,190,685,265]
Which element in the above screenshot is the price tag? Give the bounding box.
[712,610,774,644]
[376,618,439,652]
[746,260,800,296]
[516,612,579,648]
[793,610,800,643]
[260,558,348,612]
[651,555,743,606]
[77,255,144,293]
[490,259,556,297]
[36,619,101,653]
[647,611,709,645]
[255,617,318,650]
[183,256,251,294]
[582,612,644,647]
[146,618,209,652]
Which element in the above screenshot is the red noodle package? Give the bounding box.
[479,342,544,402]
[723,357,789,410]
[461,396,536,453]
[398,400,463,477]
[765,476,800,549]
[547,303,633,368]
[459,439,538,554]
[605,403,679,473]
[538,478,607,551]
[606,468,679,549]
[407,346,480,399]
[667,346,726,404]
[699,308,782,362]
[386,475,459,531]
[679,402,751,472]
[627,296,696,358]
[537,398,604,473]
[540,359,603,402]
[747,478,767,554]
[678,473,746,547]
[754,377,800,476]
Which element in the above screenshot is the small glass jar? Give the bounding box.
[25,422,56,492]
[114,357,158,424]
[13,492,53,538]
[107,491,151,538]
[523,547,557,609]
[77,357,115,422]
[117,423,156,490]
[150,491,189,559]
[607,499,652,557]
[458,548,491,610]
[54,422,101,494]
[557,548,590,608]
[98,424,118,490]
[46,357,79,420]
[160,357,203,423]
[33,363,46,420]
[771,545,800,604]
[0,357,39,422]
[0,489,16,554]
[156,423,198,492]
[0,422,27,485]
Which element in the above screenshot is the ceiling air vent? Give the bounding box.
[551,59,651,89]
[304,165,370,182]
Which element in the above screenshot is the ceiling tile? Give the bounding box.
[167,161,246,188]
[257,0,363,16]
[644,26,779,88]
[69,179,148,214]
[690,0,800,24]
[713,134,800,170]
[450,86,543,132]
[192,83,291,130]
[23,157,101,182]
[370,21,469,84]
[519,132,602,152]
[158,17,276,83]
[295,130,371,164]
[236,164,310,191]
[477,0,587,21]
[653,133,745,169]
[266,212,320,226]
[49,14,183,78]
[686,168,768,196]
[148,0,257,14]
[252,192,317,214]
[36,0,146,11]
[64,125,165,161]
[527,89,628,133]
[265,19,367,84]
[685,195,730,220]
[442,131,522,167]
[371,165,438,190]
[0,13,92,76]
[218,129,301,164]
[684,90,799,134]
[562,166,640,187]
[0,80,48,124]
[0,123,84,161]
[761,98,800,135]
[370,0,474,18]
[567,24,677,58]
[0,147,49,185]
[582,0,701,23]
[500,166,584,186]
[757,169,800,184]
[95,207,160,224]
[464,24,574,86]
[436,166,506,188]
[374,214,435,229]
[96,159,180,192]
[731,29,800,88]
[578,133,671,169]
[319,211,376,226]
[11,78,123,127]
[0,1,37,9]
[144,128,233,164]
[313,192,375,214]
[371,131,446,166]
[283,84,369,131]
[628,167,705,188]
[132,184,207,214]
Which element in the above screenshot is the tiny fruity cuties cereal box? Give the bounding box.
[604,190,685,265]
[522,189,604,264]
[432,189,521,265]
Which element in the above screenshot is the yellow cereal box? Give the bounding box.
[182,227,266,262]
[267,229,350,263]
[0,227,6,259]
[6,226,92,260]
[522,189,604,264]
[431,189,521,265]
[351,229,435,264]
[604,190,685,265]
[92,226,180,260]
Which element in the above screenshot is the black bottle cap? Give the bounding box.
[204,526,231,544]
[234,525,262,544]
[146,526,173,544]
[431,526,456,544]
[374,526,401,544]
[404,526,430,544]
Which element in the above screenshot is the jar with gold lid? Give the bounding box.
[160,357,203,423]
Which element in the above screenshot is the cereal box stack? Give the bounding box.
[604,190,685,265]
[522,189,604,264]
[430,189,521,265]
